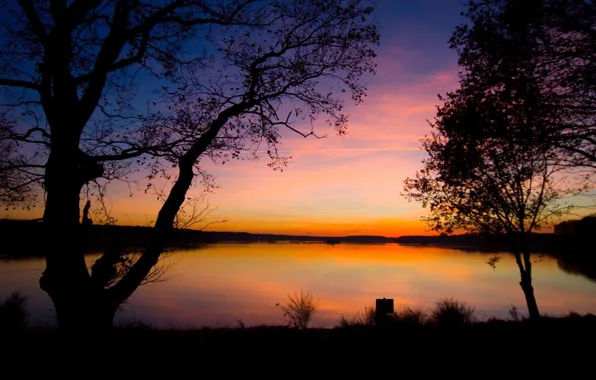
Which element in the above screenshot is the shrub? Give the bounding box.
[431,298,475,327]
[354,305,376,326]
[568,311,582,319]
[0,292,29,330]
[276,291,319,329]
[508,305,522,321]
[396,307,427,326]
[235,318,246,329]
[337,314,352,327]
[338,305,376,327]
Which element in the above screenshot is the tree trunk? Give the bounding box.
[521,249,540,320]
[40,145,112,330]
[512,247,541,320]
[519,275,540,320]
[108,158,196,305]
[39,101,243,329]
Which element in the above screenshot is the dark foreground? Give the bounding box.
[2,316,595,379]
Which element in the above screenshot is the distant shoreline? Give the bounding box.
[0,218,579,257]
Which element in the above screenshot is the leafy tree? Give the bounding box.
[451,0,596,170]
[0,0,379,330]
[403,85,582,319]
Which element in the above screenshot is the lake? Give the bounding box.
[1,242,596,328]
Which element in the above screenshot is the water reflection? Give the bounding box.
[1,243,596,327]
[556,254,596,284]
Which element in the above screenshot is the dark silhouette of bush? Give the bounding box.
[276,291,320,329]
[0,292,28,330]
[431,298,475,327]
[338,305,377,327]
[396,307,427,326]
[338,305,428,327]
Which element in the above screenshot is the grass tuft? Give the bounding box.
[276,291,320,329]
[338,305,376,327]
[396,307,427,326]
[508,305,523,321]
[431,298,475,327]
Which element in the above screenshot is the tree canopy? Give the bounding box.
[450,0,596,169]
[0,0,379,213]
[402,81,577,320]
[403,0,596,320]
[403,87,577,237]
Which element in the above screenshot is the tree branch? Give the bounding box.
[556,142,596,163]
[0,77,40,91]
[75,37,151,84]
[77,1,136,129]
[66,0,103,30]
[16,0,48,45]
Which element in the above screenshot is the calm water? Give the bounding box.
[1,242,596,327]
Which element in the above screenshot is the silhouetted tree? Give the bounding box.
[451,0,596,170]
[403,86,583,320]
[0,0,379,330]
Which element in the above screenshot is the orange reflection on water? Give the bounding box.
[120,243,596,327]
[2,243,596,327]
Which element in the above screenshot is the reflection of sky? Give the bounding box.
[2,243,596,328]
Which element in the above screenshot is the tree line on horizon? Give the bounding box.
[0,0,595,332]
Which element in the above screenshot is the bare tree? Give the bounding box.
[0,0,379,330]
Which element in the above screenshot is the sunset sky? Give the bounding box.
[134,0,466,237]
[5,0,563,237]
[198,0,466,236]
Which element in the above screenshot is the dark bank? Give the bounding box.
[3,316,596,379]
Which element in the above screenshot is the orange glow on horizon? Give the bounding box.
[201,218,432,237]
